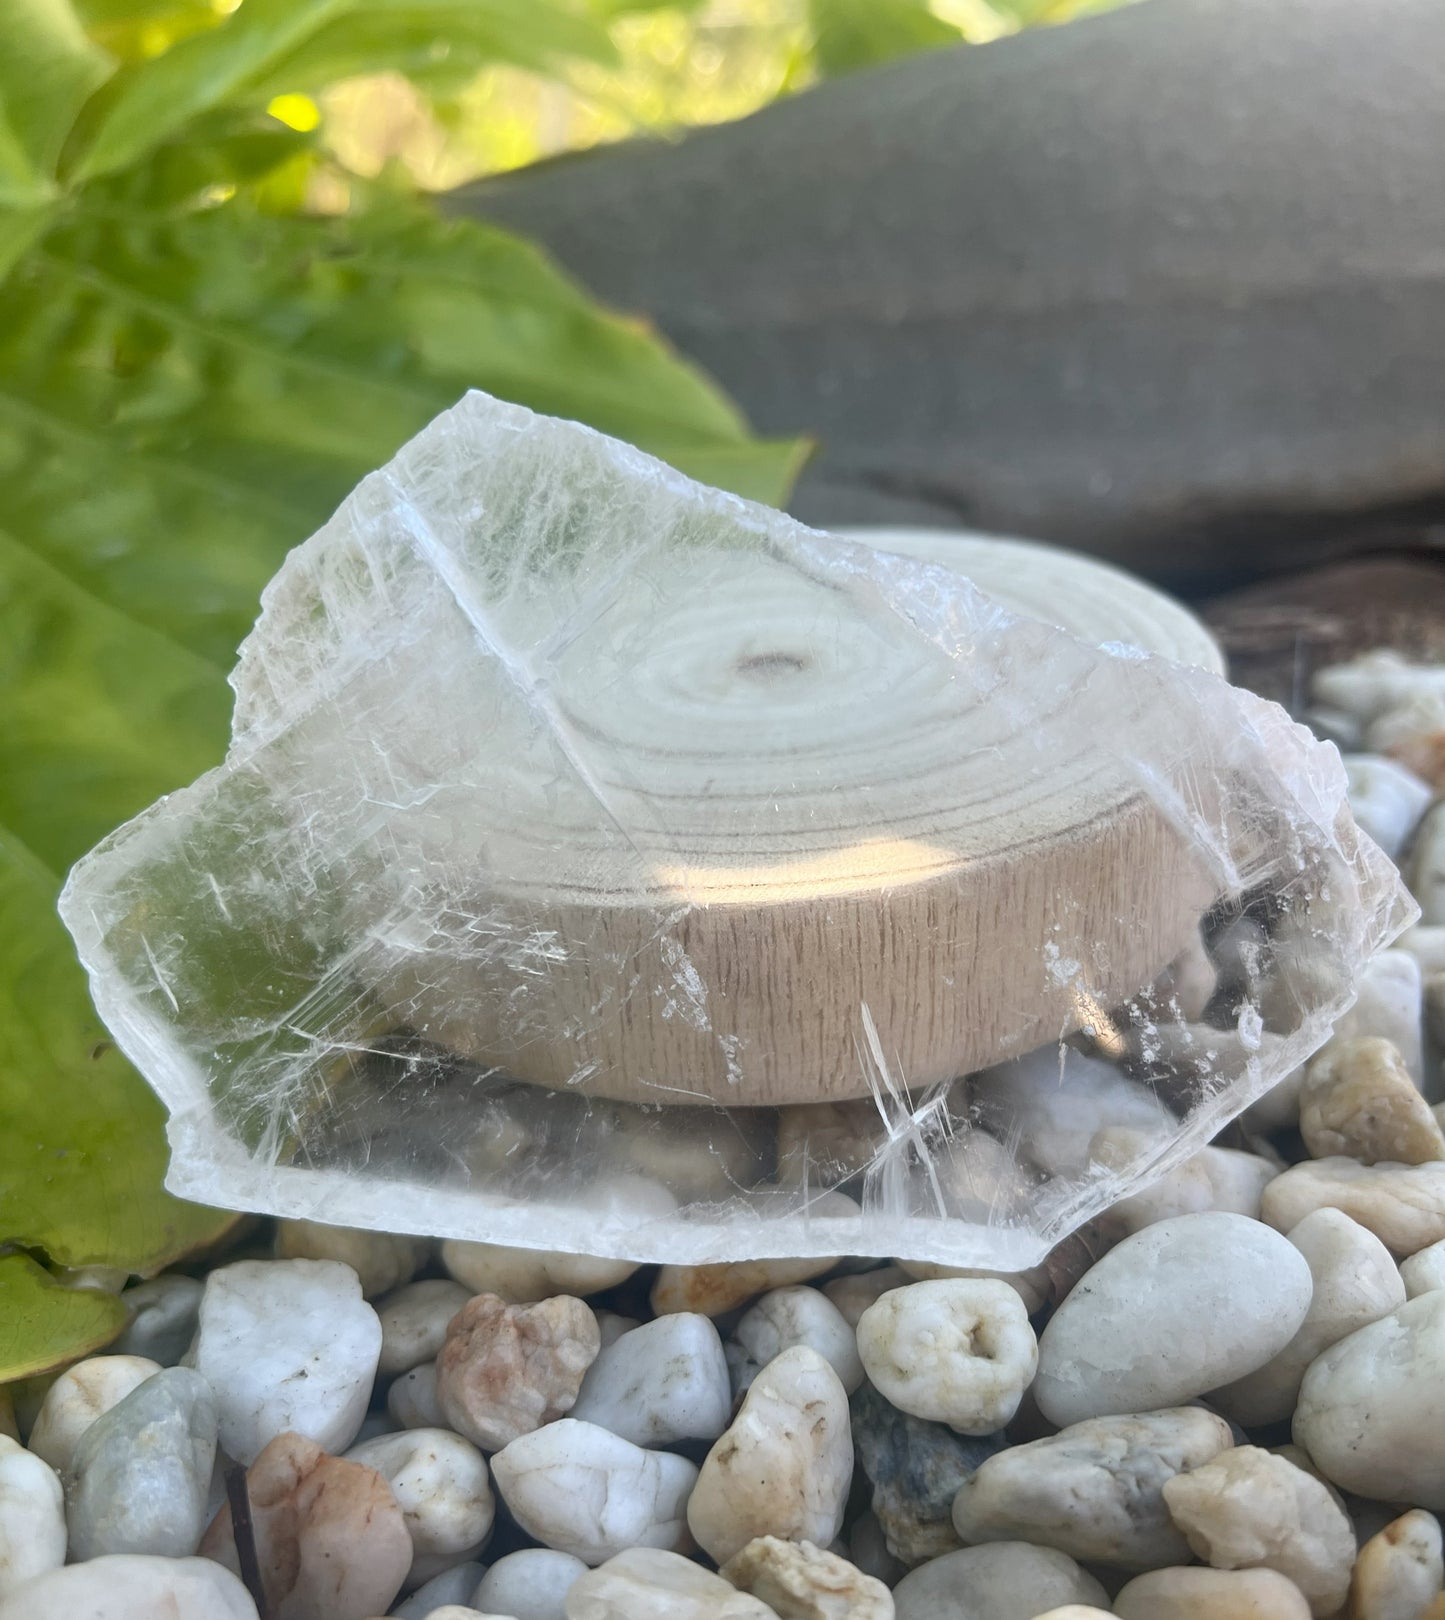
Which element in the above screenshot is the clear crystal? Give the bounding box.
[59,392,1414,1267]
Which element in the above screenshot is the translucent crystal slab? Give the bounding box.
[60,392,1413,1267]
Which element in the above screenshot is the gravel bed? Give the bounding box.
[2,646,1444,1620]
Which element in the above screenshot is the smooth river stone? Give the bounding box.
[1034,1212,1313,1425]
[565,1547,778,1619]
[856,1279,1036,1435]
[1346,1509,1444,1620]
[1114,1566,1313,1620]
[201,1430,412,1620]
[570,1313,731,1445]
[729,1286,865,1396]
[1208,1207,1405,1429]
[892,1543,1109,1620]
[343,1427,494,1574]
[0,1436,65,1597]
[688,1345,853,1566]
[189,1259,381,1464]
[436,1292,600,1452]
[951,1407,1235,1571]
[391,1562,487,1620]
[274,1220,423,1298]
[112,1275,204,1366]
[67,1366,217,1560]
[441,1239,636,1303]
[490,1419,697,1566]
[376,1278,471,1377]
[27,1356,161,1476]
[1295,1292,1445,1506]
[1399,1236,1445,1297]
[0,1554,259,1620]
[473,1548,589,1620]
[719,1536,895,1619]
[1262,1158,1445,1256]
[852,1382,1005,1566]
[1162,1445,1356,1618]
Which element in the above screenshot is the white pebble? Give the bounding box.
[1114,1564,1312,1618]
[1401,1238,1445,1298]
[1370,690,1445,784]
[1313,651,1445,723]
[1030,1610,1116,1620]
[1333,950,1426,1082]
[27,1356,161,1476]
[570,1313,731,1445]
[491,1419,697,1566]
[388,1360,448,1429]
[274,1219,422,1297]
[1397,925,1445,975]
[895,1260,1051,1317]
[720,1535,895,1617]
[730,1287,863,1397]
[857,1279,1036,1435]
[1295,1291,1445,1506]
[390,1560,487,1619]
[594,1312,640,1348]
[200,1430,411,1620]
[688,1345,853,1566]
[1035,1213,1312,1426]
[823,1268,910,1327]
[1347,1508,1443,1620]
[651,1256,836,1318]
[1091,1128,1277,1231]
[0,1436,65,1597]
[951,1407,1235,1570]
[423,1609,512,1620]
[377,1278,471,1377]
[1413,802,1445,924]
[1210,1208,1405,1428]
[1299,1038,1444,1165]
[67,1366,217,1560]
[892,1542,1109,1620]
[473,1548,589,1620]
[436,1293,599,1452]
[1261,1157,1445,1256]
[111,1275,203,1365]
[441,1239,635,1302]
[970,1045,1174,1178]
[565,1547,778,1618]
[190,1259,380,1464]
[0,1554,258,1620]
[344,1428,494,1571]
[1342,755,1434,858]
[1162,1445,1356,1618]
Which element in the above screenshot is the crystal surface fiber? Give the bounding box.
[59,391,1414,1267]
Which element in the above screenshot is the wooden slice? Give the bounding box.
[841,527,1227,675]
[391,533,1228,1106]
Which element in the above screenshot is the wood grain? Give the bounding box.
[389,537,1229,1106]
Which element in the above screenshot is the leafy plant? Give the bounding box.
[807,0,963,78]
[0,0,807,1377]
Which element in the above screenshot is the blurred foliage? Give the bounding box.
[315,0,1137,196]
[0,0,1132,1376]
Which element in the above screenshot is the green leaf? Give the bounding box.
[808,0,962,78]
[0,0,116,200]
[243,3,618,101]
[0,181,802,1373]
[0,1254,129,1381]
[64,0,615,183]
[64,0,349,182]
[0,825,234,1281]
